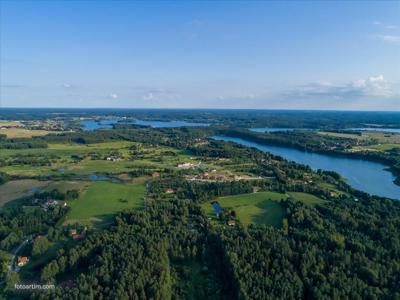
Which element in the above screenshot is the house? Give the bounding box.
[177,162,194,168]
[165,188,174,194]
[152,171,160,177]
[44,199,58,208]
[106,156,122,162]
[17,256,29,267]
[227,220,236,226]
[72,226,87,241]
[58,200,67,207]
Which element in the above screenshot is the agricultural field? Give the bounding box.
[0,179,49,206]
[63,181,145,227]
[0,120,24,127]
[0,141,194,177]
[318,131,400,145]
[0,128,52,138]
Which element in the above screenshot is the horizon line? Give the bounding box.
[1,107,400,113]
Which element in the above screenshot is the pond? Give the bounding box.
[212,136,400,200]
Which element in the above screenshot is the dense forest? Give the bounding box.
[33,183,400,299]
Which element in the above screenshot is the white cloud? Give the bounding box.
[378,35,400,44]
[372,21,382,25]
[62,83,71,88]
[109,93,118,99]
[142,89,180,101]
[286,75,398,99]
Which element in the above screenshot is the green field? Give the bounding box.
[0,141,192,177]
[0,179,50,206]
[202,192,287,228]
[202,191,324,228]
[361,143,400,151]
[287,192,324,205]
[64,181,145,226]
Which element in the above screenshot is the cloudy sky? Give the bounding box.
[0,1,399,110]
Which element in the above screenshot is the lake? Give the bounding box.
[249,128,314,133]
[81,119,209,131]
[346,128,400,133]
[212,136,400,199]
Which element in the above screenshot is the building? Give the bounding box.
[227,220,237,226]
[152,171,160,177]
[72,226,87,241]
[177,162,195,168]
[165,188,174,194]
[58,201,67,207]
[17,256,29,267]
[106,156,122,162]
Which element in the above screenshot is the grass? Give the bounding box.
[202,191,324,228]
[361,143,400,151]
[0,179,49,206]
[287,192,324,205]
[0,120,23,127]
[0,128,52,138]
[64,181,145,227]
[0,141,191,177]
[318,131,400,144]
[202,192,287,228]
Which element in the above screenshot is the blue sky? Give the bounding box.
[1,1,399,110]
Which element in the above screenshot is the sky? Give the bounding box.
[0,1,399,110]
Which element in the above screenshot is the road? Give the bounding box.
[1,236,31,284]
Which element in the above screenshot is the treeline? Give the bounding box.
[148,176,254,203]
[216,196,400,299]
[0,136,48,149]
[34,200,232,300]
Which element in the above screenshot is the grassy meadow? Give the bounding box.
[202,191,324,228]
[64,181,145,227]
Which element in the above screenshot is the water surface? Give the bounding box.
[81,119,209,131]
[346,128,400,133]
[212,136,400,199]
[249,128,315,133]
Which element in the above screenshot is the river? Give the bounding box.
[212,136,400,199]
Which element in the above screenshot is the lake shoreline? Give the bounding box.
[210,135,400,199]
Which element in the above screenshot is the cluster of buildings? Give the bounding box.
[106,156,122,162]
[177,162,199,169]
[187,172,226,182]
[41,199,67,210]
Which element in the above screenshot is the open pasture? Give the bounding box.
[64,181,145,226]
